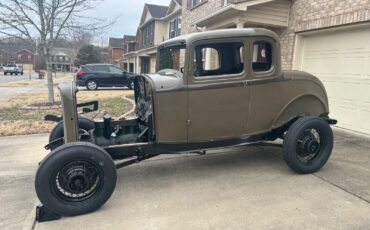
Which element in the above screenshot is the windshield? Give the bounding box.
[158,44,186,72]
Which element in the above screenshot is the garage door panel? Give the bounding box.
[299,25,370,135]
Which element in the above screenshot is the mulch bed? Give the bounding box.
[21,101,62,110]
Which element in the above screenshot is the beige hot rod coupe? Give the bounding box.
[35,28,337,220]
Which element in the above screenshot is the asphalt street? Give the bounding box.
[0,129,369,230]
[0,71,38,83]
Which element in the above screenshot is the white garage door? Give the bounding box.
[298,24,370,135]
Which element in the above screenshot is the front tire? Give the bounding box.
[86,79,98,90]
[35,142,117,216]
[283,116,333,174]
[49,117,95,150]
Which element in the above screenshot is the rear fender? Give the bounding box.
[273,94,328,128]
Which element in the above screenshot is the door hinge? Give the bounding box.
[186,119,191,126]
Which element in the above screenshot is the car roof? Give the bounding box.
[160,28,279,47]
[85,63,113,66]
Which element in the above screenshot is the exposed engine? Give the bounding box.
[134,75,154,141]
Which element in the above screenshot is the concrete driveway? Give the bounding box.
[0,129,369,230]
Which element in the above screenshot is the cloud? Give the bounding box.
[86,0,171,38]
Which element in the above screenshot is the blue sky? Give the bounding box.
[87,0,170,39]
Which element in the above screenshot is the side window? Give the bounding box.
[253,41,272,72]
[82,66,92,71]
[202,48,219,71]
[109,66,123,74]
[96,65,109,72]
[194,42,244,77]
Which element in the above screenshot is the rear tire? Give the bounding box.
[128,79,134,90]
[283,116,333,174]
[35,142,117,216]
[49,117,95,150]
[86,79,98,90]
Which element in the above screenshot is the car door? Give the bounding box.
[108,65,127,86]
[94,65,112,86]
[187,38,250,142]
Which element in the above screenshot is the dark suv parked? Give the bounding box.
[76,64,137,90]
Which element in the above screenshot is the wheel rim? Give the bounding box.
[87,81,97,89]
[51,160,103,203]
[296,128,325,164]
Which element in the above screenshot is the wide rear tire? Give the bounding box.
[283,116,333,174]
[35,142,117,216]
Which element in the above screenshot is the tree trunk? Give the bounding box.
[45,56,55,104]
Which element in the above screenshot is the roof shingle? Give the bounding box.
[109,37,124,49]
[146,4,168,18]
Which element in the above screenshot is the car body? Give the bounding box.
[35,28,337,219]
[76,64,137,90]
[3,62,23,75]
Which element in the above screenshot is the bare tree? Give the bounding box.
[0,0,113,103]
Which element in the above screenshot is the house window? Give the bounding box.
[189,0,204,8]
[193,42,245,77]
[169,17,181,39]
[28,55,32,61]
[141,23,154,48]
[59,56,63,61]
[65,57,69,62]
[18,54,22,61]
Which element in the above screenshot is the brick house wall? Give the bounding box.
[181,0,224,34]
[276,0,370,69]
[14,49,34,65]
[111,48,124,63]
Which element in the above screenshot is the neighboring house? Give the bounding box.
[122,35,136,72]
[108,37,125,67]
[14,49,34,64]
[181,0,370,135]
[49,48,74,71]
[13,49,35,71]
[124,0,182,74]
[0,48,36,70]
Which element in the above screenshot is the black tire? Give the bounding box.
[86,79,98,90]
[128,79,134,90]
[35,142,117,216]
[49,117,95,150]
[283,116,333,174]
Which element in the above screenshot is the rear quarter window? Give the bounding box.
[252,41,272,72]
